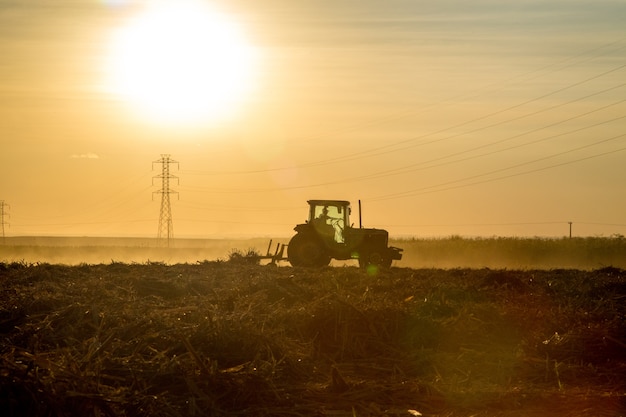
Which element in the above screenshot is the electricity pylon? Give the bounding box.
[152,155,179,247]
[0,200,9,244]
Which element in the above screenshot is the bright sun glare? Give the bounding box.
[106,1,258,126]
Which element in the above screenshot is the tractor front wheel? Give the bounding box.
[288,234,331,267]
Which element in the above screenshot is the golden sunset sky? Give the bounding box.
[1,0,625,238]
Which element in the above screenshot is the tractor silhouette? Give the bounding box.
[287,200,402,268]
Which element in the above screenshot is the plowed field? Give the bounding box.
[1,262,624,416]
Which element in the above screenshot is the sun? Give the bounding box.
[105,1,258,126]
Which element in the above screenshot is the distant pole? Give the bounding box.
[152,155,179,247]
[568,221,572,238]
[0,201,9,244]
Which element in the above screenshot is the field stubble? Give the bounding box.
[0,261,624,416]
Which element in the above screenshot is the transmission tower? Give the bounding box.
[0,200,9,244]
[152,155,179,247]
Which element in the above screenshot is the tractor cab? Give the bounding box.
[307,200,350,244]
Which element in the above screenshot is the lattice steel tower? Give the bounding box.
[153,155,179,247]
[0,200,9,244]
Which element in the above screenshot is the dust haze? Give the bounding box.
[2,236,625,270]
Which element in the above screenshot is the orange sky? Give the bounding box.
[1,0,625,238]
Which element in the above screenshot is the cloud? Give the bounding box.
[70,153,100,159]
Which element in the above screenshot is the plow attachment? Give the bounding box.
[256,240,288,265]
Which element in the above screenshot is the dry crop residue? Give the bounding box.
[0,262,625,416]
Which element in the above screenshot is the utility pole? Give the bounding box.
[152,155,179,247]
[0,201,9,244]
[568,221,573,238]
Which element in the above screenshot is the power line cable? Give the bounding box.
[309,86,626,182]
[175,100,626,194]
[182,60,626,176]
[292,62,626,169]
[348,107,626,183]
[371,134,626,201]
[284,38,626,146]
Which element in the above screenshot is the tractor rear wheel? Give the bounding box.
[288,234,331,267]
[358,250,392,269]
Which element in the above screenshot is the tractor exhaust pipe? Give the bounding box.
[358,200,362,229]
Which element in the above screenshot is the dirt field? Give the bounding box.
[1,262,625,416]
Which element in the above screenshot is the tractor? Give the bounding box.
[287,200,403,268]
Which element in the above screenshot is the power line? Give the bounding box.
[176,55,626,200]
[370,135,626,201]
[290,37,626,146]
[274,92,626,191]
[348,109,626,184]
[176,104,626,195]
[176,201,300,212]
[181,59,626,177]
[16,219,154,227]
[291,62,626,169]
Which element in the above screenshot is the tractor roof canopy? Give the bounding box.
[307,200,351,207]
